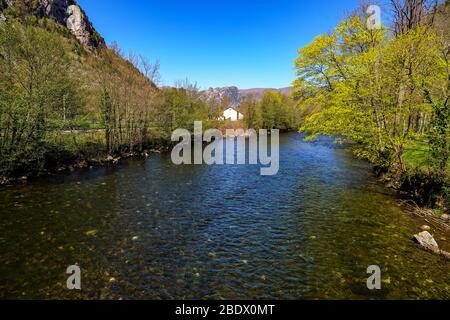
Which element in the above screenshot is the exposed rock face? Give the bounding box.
[1,0,104,48]
[203,86,242,107]
[37,0,71,24]
[66,4,94,47]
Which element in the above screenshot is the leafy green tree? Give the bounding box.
[0,21,79,175]
[260,91,282,129]
[241,94,261,129]
[425,91,449,172]
[294,12,445,173]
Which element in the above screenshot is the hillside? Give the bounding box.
[0,0,165,179]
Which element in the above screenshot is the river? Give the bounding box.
[0,133,449,299]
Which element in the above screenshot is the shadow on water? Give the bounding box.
[0,133,449,299]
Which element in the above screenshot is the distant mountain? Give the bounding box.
[203,86,242,107]
[239,87,293,100]
[202,86,293,107]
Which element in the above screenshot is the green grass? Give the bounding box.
[404,137,450,173]
[404,138,431,170]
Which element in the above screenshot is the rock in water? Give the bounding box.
[414,231,439,254]
[420,225,431,231]
[441,214,450,222]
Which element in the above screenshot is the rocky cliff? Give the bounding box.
[203,86,242,107]
[0,0,104,48]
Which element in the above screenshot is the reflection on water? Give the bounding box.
[0,133,449,299]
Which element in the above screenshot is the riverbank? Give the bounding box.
[0,127,283,185]
[375,166,449,219]
[0,135,173,186]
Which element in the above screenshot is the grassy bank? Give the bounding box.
[398,138,449,214]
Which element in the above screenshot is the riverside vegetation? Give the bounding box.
[0,4,301,183]
[0,0,448,215]
[293,0,450,214]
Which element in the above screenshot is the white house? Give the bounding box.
[222,107,244,121]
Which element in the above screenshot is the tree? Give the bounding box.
[0,20,79,175]
[425,90,449,171]
[294,10,445,172]
[241,94,261,129]
[260,91,282,129]
[391,0,438,36]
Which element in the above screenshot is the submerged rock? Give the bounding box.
[441,214,450,222]
[420,225,431,231]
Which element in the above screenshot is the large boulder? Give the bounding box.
[414,231,439,254]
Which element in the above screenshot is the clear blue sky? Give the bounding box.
[77,0,361,89]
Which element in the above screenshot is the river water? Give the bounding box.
[0,133,449,299]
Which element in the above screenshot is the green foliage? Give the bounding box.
[240,91,298,130]
[240,95,262,129]
[0,20,80,176]
[404,138,431,170]
[425,90,450,172]
[158,86,216,136]
[294,13,449,175]
[293,3,450,208]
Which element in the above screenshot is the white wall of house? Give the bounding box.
[223,108,244,121]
